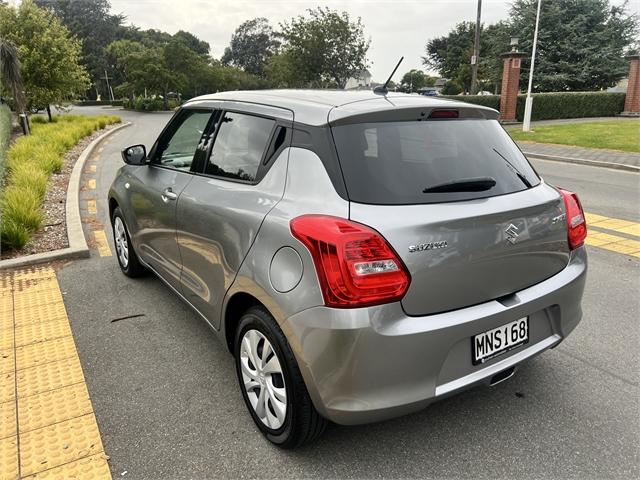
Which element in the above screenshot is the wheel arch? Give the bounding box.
[223,291,266,354]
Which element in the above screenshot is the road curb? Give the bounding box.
[523,151,640,173]
[0,121,132,270]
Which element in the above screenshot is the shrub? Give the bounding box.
[0,104,11,181]
[0,114,121,250]
[124,97,179,111]
[73,100,124,107]
[441,91,626,121]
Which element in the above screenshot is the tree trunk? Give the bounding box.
[163,85,169,110]
[46,105,52,122]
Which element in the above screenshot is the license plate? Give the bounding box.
[472,318,529,365]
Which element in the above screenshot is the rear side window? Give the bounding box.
[332,119,540,205]
[205,112,275,182]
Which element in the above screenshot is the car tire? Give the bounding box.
[111,207,145,277]
[234,306,327,448]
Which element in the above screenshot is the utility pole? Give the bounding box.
[470,0,482,95]
[523,0,542,132]
[102,70,114,102]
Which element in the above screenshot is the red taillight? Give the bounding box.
[290,215,410,308]
[428,109,459,119]
[558,188,587,250]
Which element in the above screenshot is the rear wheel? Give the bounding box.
[111,207,145,277]
[234,306,326,448]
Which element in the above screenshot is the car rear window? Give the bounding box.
[331,119,540,205]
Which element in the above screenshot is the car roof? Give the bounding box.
[186,89,499,126]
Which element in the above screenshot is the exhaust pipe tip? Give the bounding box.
[489,366,516,387]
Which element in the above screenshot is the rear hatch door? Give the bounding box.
[331,108,570,315]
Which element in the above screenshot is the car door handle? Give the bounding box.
[161,188,178,202]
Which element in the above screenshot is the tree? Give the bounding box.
[276,7,370,88]
[399,69,436,92]
[221,18,279,76]
[510,0,638,91]
[173,30,210,56]
[0,37,25,112]
[424,0,638,93]
[34,0,125,99]
[0,0,90,120]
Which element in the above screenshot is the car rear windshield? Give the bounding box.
[331,119,540,205]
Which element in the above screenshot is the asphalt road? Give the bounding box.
[57,106,639,479]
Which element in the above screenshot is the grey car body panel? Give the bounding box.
[124,165,193,290]
[177,148,290,329]
[350,181,571,316]
[283,247,586,425]
[109,90,586,427]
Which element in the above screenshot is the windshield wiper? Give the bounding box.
[423,176,496,193]
[493,148,532,188]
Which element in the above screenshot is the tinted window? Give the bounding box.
[155,110,213,171]
[205,112,275,181]
[332,119,540,205]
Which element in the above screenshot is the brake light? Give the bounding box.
[290,215,410,308]
[558,188,587,250]
[428,109,459,119]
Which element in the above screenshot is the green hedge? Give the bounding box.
[441,92,626,121]
[74,100,124,107]
[122,97,179,111]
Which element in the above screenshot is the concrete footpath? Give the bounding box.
[518,141,640,171]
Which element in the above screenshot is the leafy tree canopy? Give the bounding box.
[0,0,89,109]
[277,7,370,88]
[424,0,638,93]
[399,69,437,92]
[221,18,279,76]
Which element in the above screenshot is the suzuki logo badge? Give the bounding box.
[505,223,519,244]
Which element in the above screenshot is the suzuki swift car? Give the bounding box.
[108,90,587,448]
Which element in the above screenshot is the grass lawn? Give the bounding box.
[507,120,640,153]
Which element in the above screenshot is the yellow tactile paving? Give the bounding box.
[86,165,97,173]
[0,267,111,480]
[1,292,13,330]
[23,453,111,480]
[16,356,85,399]
[0,372,15,403]
[87,200,97,215]
[0,329,13,351]
[87,179,97,190]
[0,401,16,440]
[19,414,104,477]
[0,436,18,480]
[14,318,72,348]
[583,212,640,258]
[0,348,15,375]
[93,230,112,257]
[16,337,77,371]
[18,383,93,434]
[13,302,67,328]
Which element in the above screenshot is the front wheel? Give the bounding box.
[234,306,326,448]
[111,207,145,277]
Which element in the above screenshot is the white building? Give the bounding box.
[345,69,373,90]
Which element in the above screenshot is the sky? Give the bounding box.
[107,0,631,81]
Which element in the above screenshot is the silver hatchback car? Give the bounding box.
[109,90,587,448]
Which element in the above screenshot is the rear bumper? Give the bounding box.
[282,247,587,425]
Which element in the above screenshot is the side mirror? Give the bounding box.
[121,145,147,165]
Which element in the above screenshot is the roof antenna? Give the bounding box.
[373,56,403,95]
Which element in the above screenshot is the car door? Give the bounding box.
[176,103,293,328]
[128,107,216,290]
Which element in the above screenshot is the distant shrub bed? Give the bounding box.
[0,114,120,250]
[441,92,626,121]
[74,100,124,107]
[123,97,180,111]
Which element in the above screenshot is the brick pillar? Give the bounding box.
[499,52,527,122]
[621,54,640,116]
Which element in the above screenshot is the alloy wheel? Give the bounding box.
[114,216,129,268]
[240,329,287,429]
